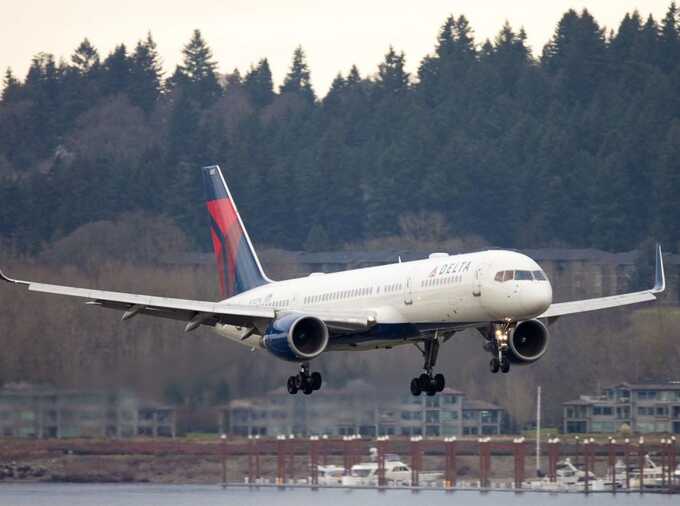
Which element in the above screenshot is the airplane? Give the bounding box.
[0,165,666,396]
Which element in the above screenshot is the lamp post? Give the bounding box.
[639,436,645,493]
[220,434,227,487]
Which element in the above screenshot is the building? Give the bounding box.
[0,383,176,438]
[218,381,507,438]
[562,382,680,434]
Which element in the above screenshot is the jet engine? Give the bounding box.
[507,319,549,364]
[261,313,329,362]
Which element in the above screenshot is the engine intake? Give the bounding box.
[262,313,329,362]
[507,319,549,364]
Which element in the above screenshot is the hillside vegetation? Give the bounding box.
[1,6,680,429]
[1,6,680,253]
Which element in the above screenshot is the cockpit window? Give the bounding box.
[495,269,547,282]
[532,270,547,281]
[514,270,534,280]
[495,270,515,282]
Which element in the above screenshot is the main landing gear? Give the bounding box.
[485,323,511,374]
[410,333,446,396]
[286,363,322,395]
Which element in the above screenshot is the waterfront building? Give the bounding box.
[218,380,507,438]
[562,382,680,434]
[0,383,176,438]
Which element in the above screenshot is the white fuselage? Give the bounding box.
[214,250,553,350]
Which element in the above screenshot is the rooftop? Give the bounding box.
[607,382,680,391]
[462,400,504,411]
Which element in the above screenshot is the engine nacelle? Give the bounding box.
[507,319,549,365]
[261,313,329,362]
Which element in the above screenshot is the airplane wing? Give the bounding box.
[0,269,376,333]
[538,244,665,319]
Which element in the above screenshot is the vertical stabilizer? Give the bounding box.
[202,165,270,298]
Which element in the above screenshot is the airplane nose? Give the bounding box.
[521,283,553,315]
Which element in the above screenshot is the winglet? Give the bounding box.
[0,266,16,284]
[0,266,28,286]
[652,243,665,294]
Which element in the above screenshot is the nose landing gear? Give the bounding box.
[409,333,447,396]
[286,363,322,395]
[485,323,511,374]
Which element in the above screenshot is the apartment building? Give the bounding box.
[0,383,176,438]
[219,380,506,438]
[563,382,680,434]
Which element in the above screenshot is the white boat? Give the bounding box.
[526,458,607,491]
[316,465,345,486]
[629,455,675,489]
[340,451,442,487]
[341,460,413,487]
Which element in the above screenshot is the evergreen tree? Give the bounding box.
[654,120,680,246]
[323,73,347,111]
[632,15,659,64]
[1,68,21,103]
[304,223,330,251]
[176,29,222,106]
[243,58,274,107]
[71,38,100,74]
[23,53,61,159]
[659,2,680,72]
[376,46,409,97]
[225,68,242,90]
[418,15,455,88]
[280,46,315,103]
[417,15,476,105]
[491,22,531,89]
[611,11,642,63]
[102,44,132,96]
[129,33,163,112]
[346,65,361,86]
[542,9,606,100]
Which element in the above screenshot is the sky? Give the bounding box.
[0,0,674,96]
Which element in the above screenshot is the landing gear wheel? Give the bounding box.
[500,357,510,374]
[287,376,299,394]
[410,378,422,396]
[489,358,500,374]
[310,372,322,391]
[286,363,322,395]
[434,373,445,392]
[302,381,314,395]
[410,331,450,396]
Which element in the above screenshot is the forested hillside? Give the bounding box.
[1,6,680,430]
[2,5,680,253]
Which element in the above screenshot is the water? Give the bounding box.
[0,484,676,506]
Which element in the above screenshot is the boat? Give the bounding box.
[629,455,676,489]
[340,451,442,487]
[316,465,345,486]
[526,458,607,491]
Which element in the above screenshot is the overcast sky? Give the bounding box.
[1,0,673,95]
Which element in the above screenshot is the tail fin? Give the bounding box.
[202,165,270,298]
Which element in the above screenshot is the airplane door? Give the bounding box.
[473,266,483,297]
[404,275,413,305]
